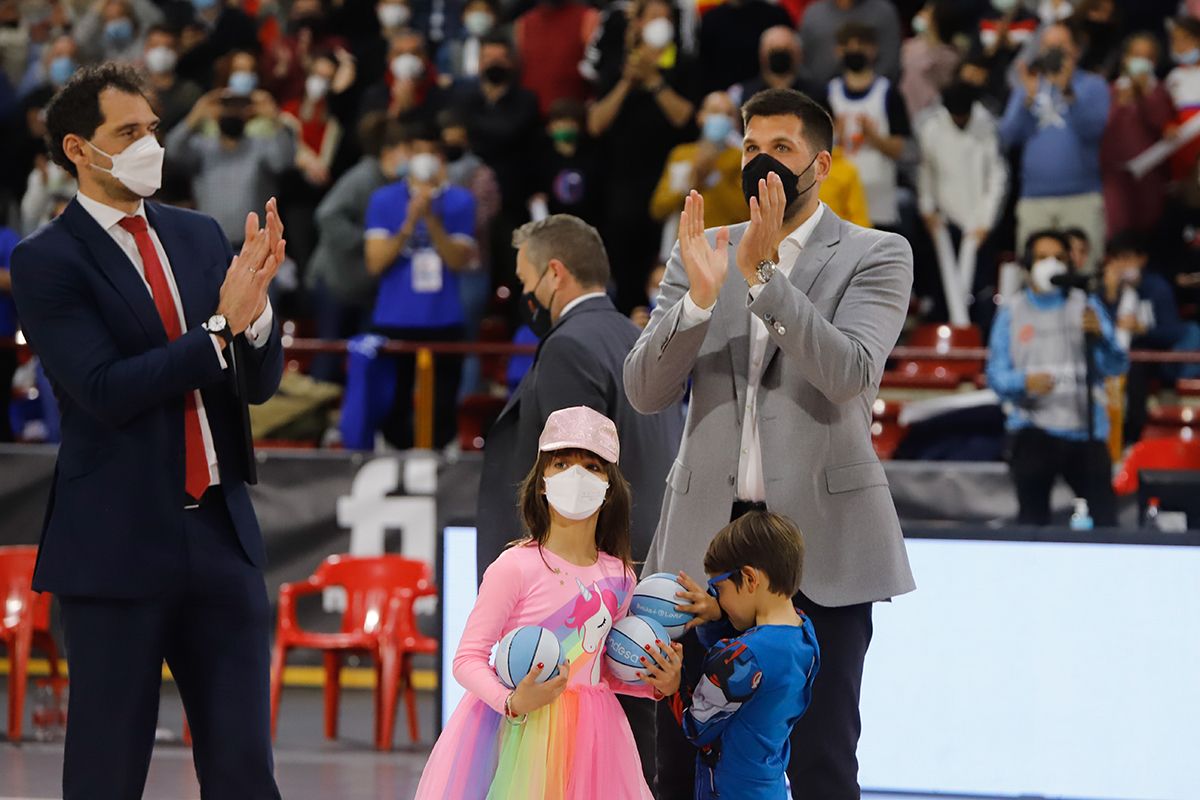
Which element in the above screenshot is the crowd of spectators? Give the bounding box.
[1,0,1199,452]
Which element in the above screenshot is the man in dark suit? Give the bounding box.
[475,214,683,786]
[10,63,285,799]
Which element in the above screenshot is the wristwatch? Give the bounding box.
[203,314,234,345]
[750,259,777,287]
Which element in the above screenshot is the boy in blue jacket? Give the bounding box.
[670,511,821,799]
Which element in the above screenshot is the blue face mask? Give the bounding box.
[192,0,217,11]
[701,114,734,145]
[105,17,134,46]
[228,70,258,96]
[49,56,74,85]
[1175,49,1200,66]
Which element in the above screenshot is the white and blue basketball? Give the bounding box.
[494,626,561,690]
[605,615,671,684]
[629,572,693,639]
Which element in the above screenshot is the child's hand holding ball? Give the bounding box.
[636,640,684,697]
[675,571,723,632]
[508,659,570,717]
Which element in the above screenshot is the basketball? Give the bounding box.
[494,625,561,690]
[629,572,693,639]
[604,615,671,684]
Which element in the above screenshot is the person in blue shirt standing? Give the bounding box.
[987,230,1128,527]
[0,224,20,442]
[669,510,820,800]
[364,122,477,449]
[1000,23,1110,272]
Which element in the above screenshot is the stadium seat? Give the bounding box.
[1176,378,1200,397]
[0,546,62,743]
[270,555,438,751]
[1112,439,1200,496]
[882,324,984,389]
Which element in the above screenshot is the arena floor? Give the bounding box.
[0,683,1008,800]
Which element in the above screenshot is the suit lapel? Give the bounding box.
[62,199,166,344]
[146,203,207,330]
[760,210,842,374]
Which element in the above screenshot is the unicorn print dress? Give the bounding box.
[415,543,656,799]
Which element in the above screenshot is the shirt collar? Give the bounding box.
[75,191,146,232]
[560,291,608,318]
[776,202,826,275]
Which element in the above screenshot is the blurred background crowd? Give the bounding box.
[1,0,1199,474]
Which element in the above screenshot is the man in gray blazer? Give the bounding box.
[625,88,915,799]
[477,214,683,785]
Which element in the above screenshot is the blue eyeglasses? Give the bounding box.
[706,570,735,598]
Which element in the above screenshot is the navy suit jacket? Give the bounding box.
[10,198,284,598]
[475,296,684,580]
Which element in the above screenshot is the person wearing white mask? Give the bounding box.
[588,0,698,313]
[11,60,285,800]
[985,229,1127,527]
[376,0,412,34]
[650,90,747,230]
[416,405,682,800]
[141,25,203,132]
[360,29,448,123]
[436,0,498,80]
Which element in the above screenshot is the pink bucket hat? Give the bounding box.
[538,406,620,463]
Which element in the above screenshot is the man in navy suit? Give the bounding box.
[10,63,285,799]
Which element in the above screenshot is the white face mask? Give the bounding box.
[87,134,164,197]
[642,17,673,49]
[305,74,329,101]
[463,10,493,36]
[144,45,177,75]
[409,152,440,183]
[391,53,424,81]
[1030,256,1067,293]
[544,465,609,521]
[377,2,410,28]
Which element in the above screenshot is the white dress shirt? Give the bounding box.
[678,202,826,501]
[75,192,274,486]
[559,291,608,319]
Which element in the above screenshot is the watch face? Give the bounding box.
[207,315,227,332]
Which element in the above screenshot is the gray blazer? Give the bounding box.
[624,208,916,607]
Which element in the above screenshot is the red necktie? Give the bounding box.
[118,215,210,501]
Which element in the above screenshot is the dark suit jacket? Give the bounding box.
[10,199,284,598]
[476,296,684,580]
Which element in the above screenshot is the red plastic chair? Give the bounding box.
[1113,439,1200,496]
[1177,379,1200,398]
[270,555,438,751]
[883,324,984,389]
[0,546,62,742]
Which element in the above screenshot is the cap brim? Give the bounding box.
[538,439,619,463]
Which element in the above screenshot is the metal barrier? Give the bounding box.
[4,337,1199,451]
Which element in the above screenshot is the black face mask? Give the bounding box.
[842,51,869,73]
[766,49,793,75]
[218,115,246,139]
[520,268,557,338]
[482,63,512,85]
[741,152,819,216]
[443,144,466,162]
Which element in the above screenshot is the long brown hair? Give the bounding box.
[514,448,634,574]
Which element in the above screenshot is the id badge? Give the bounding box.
[412,248,443,294]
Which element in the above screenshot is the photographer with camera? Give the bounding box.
[1000,23,1110,271]
[986,230,1128,528]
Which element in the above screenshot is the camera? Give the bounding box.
[1029,47,1066,76]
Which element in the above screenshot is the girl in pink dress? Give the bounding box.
[415,406,683,799]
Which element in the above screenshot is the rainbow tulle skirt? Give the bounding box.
[415,683,653,799]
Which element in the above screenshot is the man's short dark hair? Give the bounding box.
[703,511,805,597]
[45,62,151,178]
[836,21,877,47]
[512,214,611,288]
[742,88,833,154]
[1107,230,1149,258]
[1174,15,1200,41]
[547,98,586,126]
[480,30,513,51]
[1024,229,1071,264]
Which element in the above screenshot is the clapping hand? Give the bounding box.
[1082,306,1102,336]
[735,170,787,284]
[675,570,722,633]
[217,198,286,335]
[678,191,729,309]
